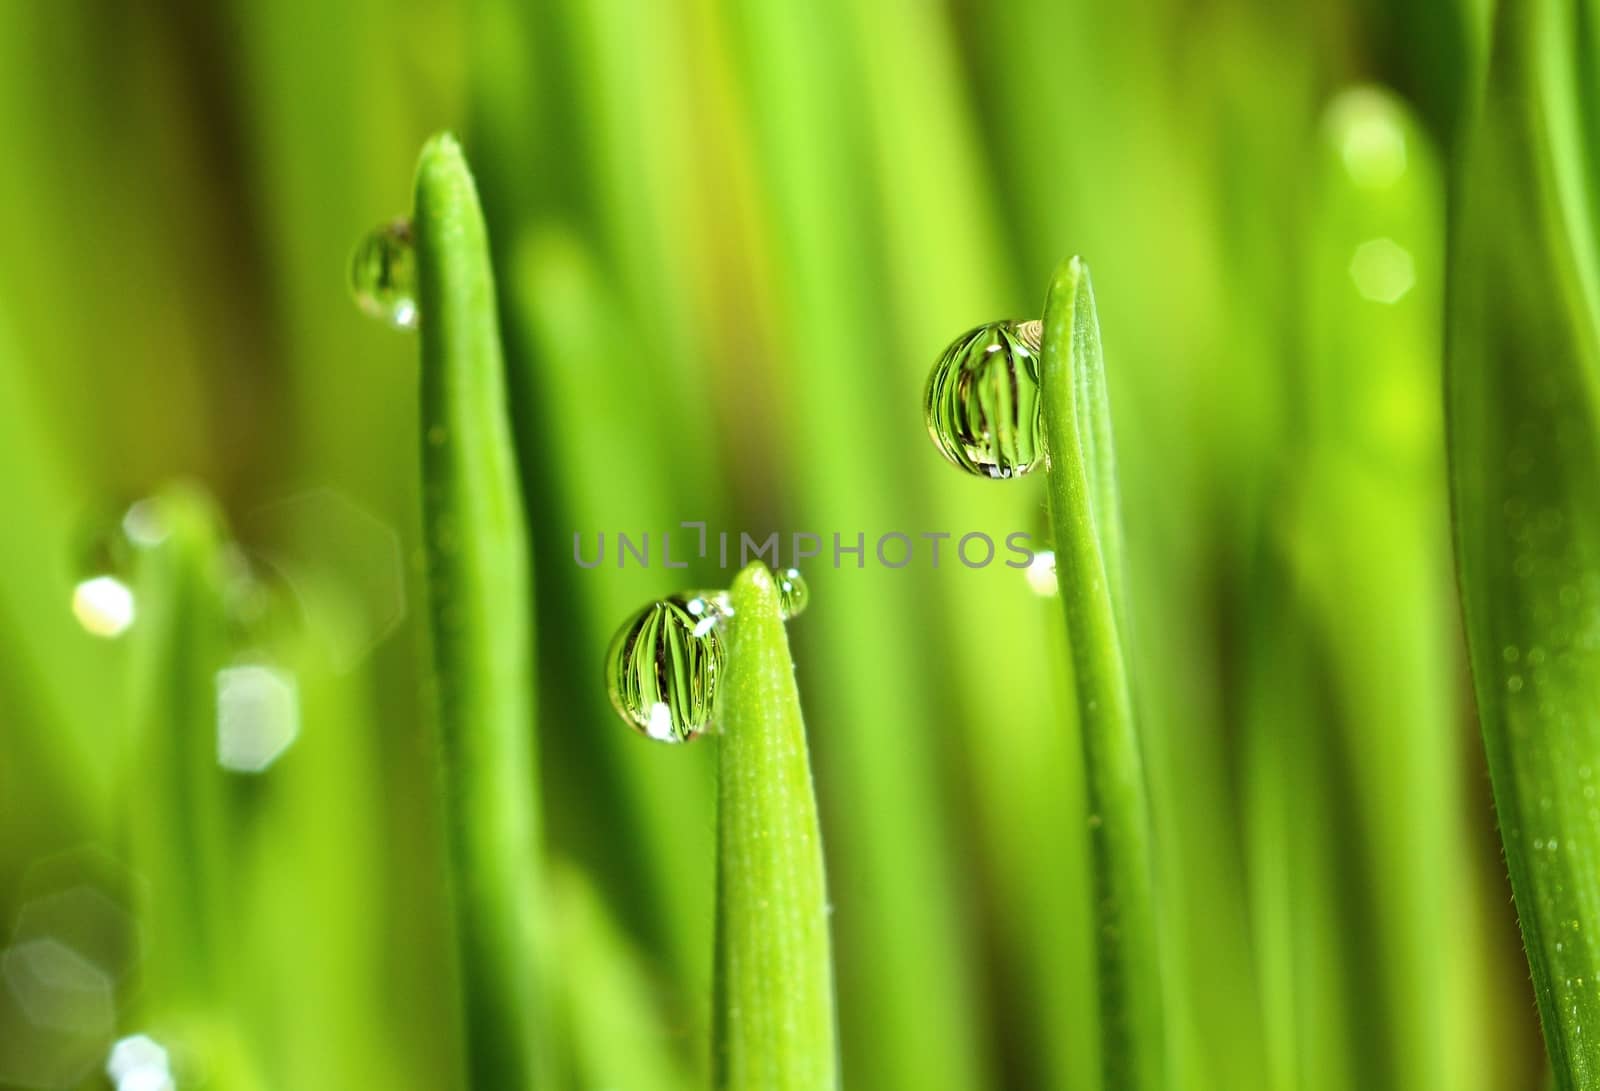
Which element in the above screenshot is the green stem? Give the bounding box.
[1039,257,1164,1090]
[413,132,547,1091]
[713,563,837,1090]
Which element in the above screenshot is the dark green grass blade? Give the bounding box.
[1448,3,1600,1086]
[413,133,547,1091]
[713,563,837,1090]
[1039,257,1164,1090]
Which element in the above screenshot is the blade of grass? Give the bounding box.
[126,485,236,1019]
[714,562,837,1090]
[1039,257,1164,1090]
[125,483,267,1090]
[505,227,715,1012]
[722,4,991,1084]
[413,133,548,1091]
[553,861,694,1091]
[1447,3,1600,1086]
[1293,86,1500,1091]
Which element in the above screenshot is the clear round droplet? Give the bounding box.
[1024,549,1059,596]
[776,568,809,619]
[925,320,1044,479]
[349,219,418,330]
[606,596,726,743]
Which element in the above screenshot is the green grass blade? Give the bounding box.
[714,562,837,1090]
[554,862,694,1091]
[413,132,547,1091]
[127,485,236,1018]
[1039,257,1164,1090]
[125,484,268,1089]
[1448,3,1600,1085]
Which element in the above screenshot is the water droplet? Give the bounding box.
[925,320,1044,479]
[349,219,418,330]
[606,596,726,743]
[1025,549,1059,596]
[776,568,809,619]
[72,576,135,638]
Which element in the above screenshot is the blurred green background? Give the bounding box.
[0,0,1550,1088]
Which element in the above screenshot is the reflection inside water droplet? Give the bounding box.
[925,320,1044,479]
[349,219,418,330]
[606,596,726,743]
[776,568,809,619]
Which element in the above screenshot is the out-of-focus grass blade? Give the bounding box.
[1294,87,1500,1090]
[1448,4,1600,1086]
[724,4,990,1085]
[1240,561,1360,1091]
[553,861,694,1091]
[506,229,716,1019]
[713,562,836,1090]
[1039,257,1164,1090]
[413,133,548,1091]
[127,485,235,1017]
[237,582,403,1089]
[125,484,265,1089]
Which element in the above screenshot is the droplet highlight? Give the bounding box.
[776,568,810,619]
[1025,549,1059,596]
[349,219,418,330]
[925,320,1044,479]
[606,596,726,743]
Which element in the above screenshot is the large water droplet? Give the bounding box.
[606,596,725,743]
[925,320,1044,479]
[776,568,809,619]
[349,219,418,330]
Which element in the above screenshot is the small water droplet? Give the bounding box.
[71,576,135,639]
[606,596,726,743]
[776,568,809,619]
[925,320,1044,479]
[349,218,418,330]
[1025,549,1059,596]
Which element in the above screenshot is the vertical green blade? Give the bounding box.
[713,563,837,1089]
[1039,257,1164,1090]
[413,132,547,1090]
[1449,3,1600,1086]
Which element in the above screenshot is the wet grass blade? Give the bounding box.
[1039,257,1164,1090]
[413,133,548,1090]
[713,563,837,1090]
[1448,4,1600,1086]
